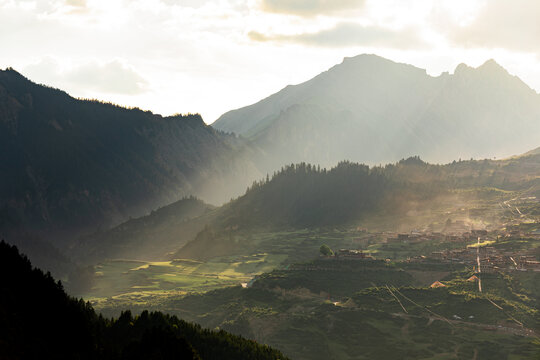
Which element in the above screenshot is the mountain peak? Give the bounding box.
[342,53,386,63]
[455,59,509,77]
[0,67,28,82]
[454,62,472,75]
[336,54,426,78]
[477,59,508,75]
[1,67,22,74]
[340,54,404,69]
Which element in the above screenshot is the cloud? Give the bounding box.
[249,22,426,49]
[446,0,540,53]
[24,59,149,95]
[158,0,213,7]
[66,61,149,95]
[65,0,86,7]
[260,0,365,17]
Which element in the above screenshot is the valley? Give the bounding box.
[87,222,540,359]
[78,170,540,359]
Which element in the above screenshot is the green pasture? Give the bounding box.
[85,252,289,307]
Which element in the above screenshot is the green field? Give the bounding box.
[85,252,289,307]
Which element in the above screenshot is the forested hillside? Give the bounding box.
[204,152,540,230]
[0,240,288,360]
[77,150,540,263]
[72,196,217,263]
[0,68,260,245]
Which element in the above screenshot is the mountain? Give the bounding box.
[72,160,426,262]
[176,153,540,260]
[0,68,261,245]
[74,149,540,263]
[210,149,540,232]
[0,240,289,359]
[71,196,218,263]
[213,54,540,168]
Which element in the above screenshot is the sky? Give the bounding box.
[1,0,540,123]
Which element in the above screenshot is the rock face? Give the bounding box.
[0,68,260,243]
[213,54,540,168]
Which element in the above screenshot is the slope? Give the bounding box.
[176,151,540,260]
[98,257,540,360]
[72,196,218,263]
[0,68,260,246]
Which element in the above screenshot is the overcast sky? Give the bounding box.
[1,0,539,123]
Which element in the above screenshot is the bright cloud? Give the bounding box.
[249,22,427,49]
[259,0,365,17]
[24,59,149,95]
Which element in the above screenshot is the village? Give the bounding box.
[320,222,540,273]
[397,225,540,272]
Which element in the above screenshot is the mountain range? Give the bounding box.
[213,54,540,168]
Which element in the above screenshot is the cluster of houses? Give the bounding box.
[320,249,376,261]
[335,249,375,260]
[422,247,540,272]
[344,222,540,272]
[389,226,540,272]
[317,220,539,272]
[385,228,490,245]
